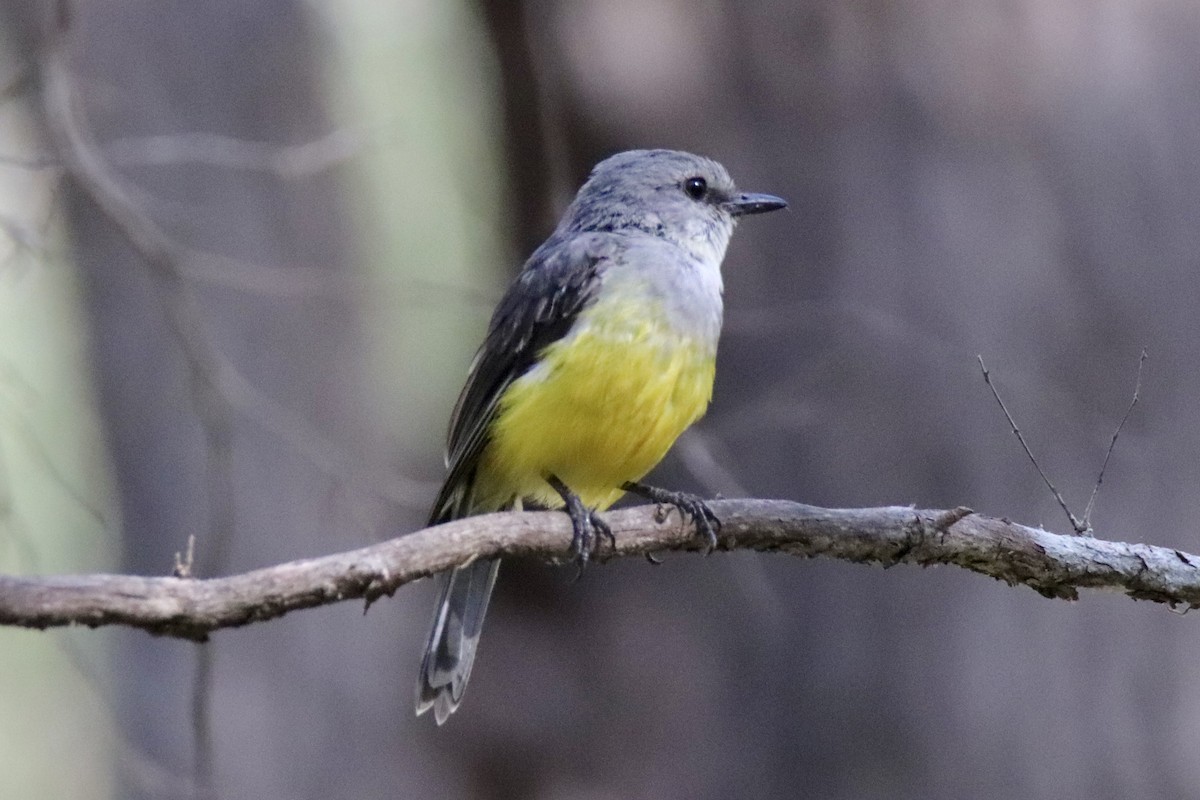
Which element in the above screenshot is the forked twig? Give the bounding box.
[978,352,1148,536]
[978,355,1087,534]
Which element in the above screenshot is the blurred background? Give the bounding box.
[1,0,1198,798]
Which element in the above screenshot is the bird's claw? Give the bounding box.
[671,495,720,555]
[623,482,720,554]
[547,475,614,575]
[559,488,614,579]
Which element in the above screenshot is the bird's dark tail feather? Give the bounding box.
[415,557,501,725]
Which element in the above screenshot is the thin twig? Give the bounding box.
[102,128,361,179]
[0,371,109,528]
[42,31,238,573]
[1083,349,1147,527]
[0,153,59,170]
[978,355,1087,534]
[39,41,436,515]
[174,535,197,578]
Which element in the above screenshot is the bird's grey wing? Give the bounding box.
[428,233,611,524]
[417,234,610,724]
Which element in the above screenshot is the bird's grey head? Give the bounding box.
[558,149,786,263]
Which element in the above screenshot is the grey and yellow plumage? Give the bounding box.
[417,149,786,723]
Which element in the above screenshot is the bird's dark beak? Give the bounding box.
[724,192,788,217]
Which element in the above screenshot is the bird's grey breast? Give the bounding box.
[602,231,725,349]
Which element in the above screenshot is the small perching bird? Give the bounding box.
[416,149,786,724]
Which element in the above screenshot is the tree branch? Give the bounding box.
[2,500,1198,640]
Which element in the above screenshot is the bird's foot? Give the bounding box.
[547,475,615,578]
[622,481,720,554]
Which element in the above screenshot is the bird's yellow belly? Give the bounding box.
[477,300,715,511]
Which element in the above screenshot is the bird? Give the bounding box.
[416,148,786,724]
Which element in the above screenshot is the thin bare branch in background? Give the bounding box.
[978,355,1089,534]
[169,244,500,306]
[103,128,361,178]
[1082,349,1147,528]
[38,33,436,521]
[42,38,237,572]
[0,358,109,529]
[40,24,232,797]
[0,157,61,267]
[675,428,750,497]
[214,362,438,510]
[0,153,58,170]
[0,448,39,571]
[0,395,109,529]
[0,214,46,265]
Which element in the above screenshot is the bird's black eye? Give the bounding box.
[683,176,708,201]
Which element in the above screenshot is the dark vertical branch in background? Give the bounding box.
[476,0,615,247]
[475,0,556,255]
